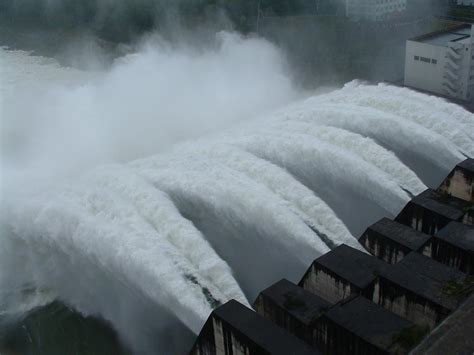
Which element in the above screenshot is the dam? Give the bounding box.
[190,158,474,355]
[1,75,473,354]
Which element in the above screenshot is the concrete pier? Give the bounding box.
[190,159,474,355]
[421,222,474,274]
[190,300,315,355]
[395,189,473,235]
[359,218,431,264]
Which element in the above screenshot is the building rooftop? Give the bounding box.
[410,24,472,47]
[436,222,474,253]
[407,189,471,221]
[325,296,413,351]
[398,252,467,284]
[380,258,465,311]
[362,218,431,251]
[309,244,388,289]
[213,300,317,355]
[457,158,474,174]
[257,279,331,325]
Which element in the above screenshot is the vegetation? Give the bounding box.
[462,202,473,214]
[392,324,430,350]
[443,276,474,297]
[447,4,474,21]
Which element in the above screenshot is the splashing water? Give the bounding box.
[1,46,473,354]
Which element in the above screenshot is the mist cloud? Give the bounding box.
[1,31,300,199]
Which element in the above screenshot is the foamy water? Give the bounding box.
[1,45,472,354]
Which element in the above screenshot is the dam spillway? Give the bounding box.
[191,158,474,355]
[1,82,473,354]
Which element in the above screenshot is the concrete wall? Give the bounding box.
[396,203,456,235]
[300,265,358,303]
[411,293,474,355]
[360,231,410,264]
[254,295,316,348]
[438,166,474,202]
[422,238,474,275]
[458,31,474,101]
[191,315,259,355]
[255,293,398,355]
[191,317,216,355]
[371,278,448,328]
[404,40,446,96]
[213,318,250,355]
[317,317,387,355]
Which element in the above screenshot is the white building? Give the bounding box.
[404,24,474,102]
[345,0,407,21]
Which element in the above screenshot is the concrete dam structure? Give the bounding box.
[190,158,474,355]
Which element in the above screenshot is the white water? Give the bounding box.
[1,43,473,354]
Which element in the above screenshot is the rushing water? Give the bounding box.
[1,44,473,354]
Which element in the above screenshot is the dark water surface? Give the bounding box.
[0,302,130,355]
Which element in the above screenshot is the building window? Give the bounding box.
[431,59,437,64]
[420,57,431,63]
[414,56,419,61]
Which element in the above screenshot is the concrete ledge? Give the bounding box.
[411,293,474,355]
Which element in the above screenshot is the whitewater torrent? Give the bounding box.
[1,46,473,354]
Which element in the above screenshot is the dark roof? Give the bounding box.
[399,253,466,284]
[257,279,331,325]
[325,296,412,350]
[363,218,431,250]
[457,158,474,174]
[311,244,388,289]
[436,222,474,253]
[409,24,471,44]
[408,189,470,221]
[213,300,317,355]
[380,259,464,310]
